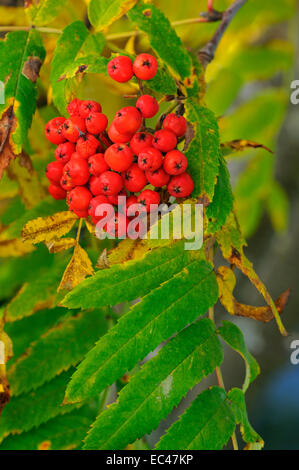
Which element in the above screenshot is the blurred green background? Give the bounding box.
[0,0,298,449]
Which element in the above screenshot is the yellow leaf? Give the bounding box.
[22,211,78,245]
[0,238,34,257]
[46,237,76,253]
[58,244,94,292]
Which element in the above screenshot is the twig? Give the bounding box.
[199,0,247,68]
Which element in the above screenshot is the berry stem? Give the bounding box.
[76,217,83,244]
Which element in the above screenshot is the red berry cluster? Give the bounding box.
[45,54,194,237]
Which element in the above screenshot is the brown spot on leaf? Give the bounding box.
[0,376,10,417]
[22,56,42,83]
[143,9,152,17]
[24,0,33,7]
[38,441,51,450]
[197,194,210,207]
[76,65,88,75]
[0,106,18,180]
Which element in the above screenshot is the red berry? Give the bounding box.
[167,173,194,198]
[60,173,73,191]
[163,113,187,137]
[137,189,160,212]
[153,129,177,153]
[46,161,64,184]
[104,212,129,238]
[146,167,170,187]
[62,116,86,142]
[130,132,153,155]
[88,195,109,221]
[96,171,123,196]
[88,153,109,176]
[136,95,159,119]
[133,53,158,80]
[68,186,92,211]
[86,112,108,135]
[107,189,127,205]
[163,150,188,175]
[64,157,89,186]
[45,117,66,145]
[67,98,82,117]
[72,208,89,218]
[122,163,147,192]
[76,134,100,159]
[104,144,133,172]
[114,107,142,135]
[48,182,66,200]
[138,147,163,172]
[54,142,75,164]
[107,56,133,83]
[108,121,133,144]
[79,100,102,119]
[126,195,138,210]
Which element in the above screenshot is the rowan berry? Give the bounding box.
[62,116,86,143]
[46,161,64,184]
[167,173,194,198]
[88,195,109,221]
[108,121,133,144]
[163,113,187,137]
[76,134,100,159]
[146,167,170,187]
[133,53,158,80]
[153,129,177,153]
[114,107,142,134]
[136,95,159,118]
[72,208,89,219]
[163,150,188,175]
[60,173,73,191]
[64,157,89,186]
[138,147,163,172]
[67,98,82,117]
[104,144,133,172]
[48,183,66,200]
[88,153,109,176]
[86,112,108,135]
[96,171,123,196]
[107,56,133,83]
[54,142,75,164]
[107,189,127,205]
[126,195,138,210]
[122,163,147,192]
[79,100,102,119]
[130,132,153,155]
[45,117,66,145]
[137,189,160,212]
[68,186,92,211]
[104,212,129,238]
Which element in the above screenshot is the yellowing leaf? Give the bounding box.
[58,244,94,292]
[46,238,76,254]
[0,238,34,258]
[221,139,273,158]
[22,211,78,245]
[88,0,138,31]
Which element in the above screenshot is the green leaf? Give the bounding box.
[5,306,69,366]
[145,66,177,95]
[128,3,192,79]
[5,258,67,322]
[65,257,218,404]
[25,0,67,27]
[218,321,260,391]
[0,30,45,157]
[83,319,223,449]
[156,387,236,450]
[228,388,264,449]
[62,242,196,309]
[8,309,108,396]
[51,21,89,115]
[0,370,77,444]
[185,100,220,202]
[88,0,138,30]
[206,156,234,234]
[0,407,92,450]
[61,55,108,81]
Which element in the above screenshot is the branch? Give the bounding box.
[199,0,247,68]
